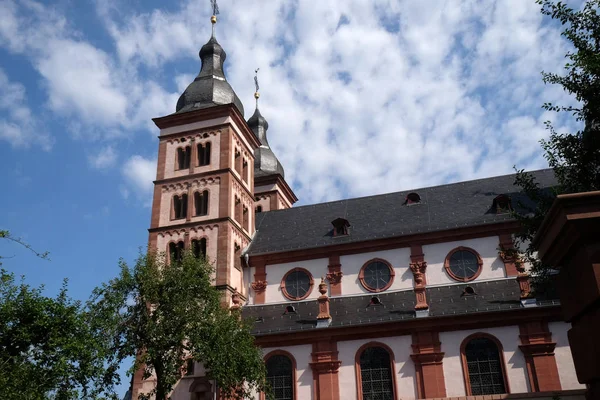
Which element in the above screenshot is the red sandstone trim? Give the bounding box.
[358,258,395,293]
[326,254,343,296]
[444,246,484,282]
[411,331,446,399]
[261,350,298,400]
[254,174,299,205]
[354,342,398,400]
[519,321,562,392]
[410,244,429,310]
[460,332,511,395]
[153,104,261,149]
[499,233,520,276]
[253,261,267,304]
[281,267,314,301]
[310,340,341,400]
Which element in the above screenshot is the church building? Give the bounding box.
[132,9,586,400]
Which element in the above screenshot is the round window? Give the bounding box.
[445,248,482,281]
[282,269,313,300]
[360,260,394,292]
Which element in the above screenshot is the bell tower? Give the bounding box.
[147,10,259,304]
[248,70,298,212]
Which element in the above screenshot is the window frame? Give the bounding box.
[262,350,297,400]
[358,258,395,293]
[194,190,209,217]
[460,333,510,396]
[444,246,484,282]
[176,145,191,170]
[280,268,314,301]
[354,342,397,400]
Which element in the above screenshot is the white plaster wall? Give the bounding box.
[265,258,329,303]
[423,236,506,286]
[549,321,585,390]
[340,248,413,296]
[262,345,313,400]
[440,326,529,397]
[337,336,416,400]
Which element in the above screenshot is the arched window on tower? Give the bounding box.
[198,142,211,166]
[191,238,207,260]
[265,354,294,400]
[242,158,248,183]
[168,241,184,263]
[177,146,191,170]
[243,205,249,232]
[461,335,508,395]
[357,345,395,400]
[172,194,188,220]
[194,191,209,216]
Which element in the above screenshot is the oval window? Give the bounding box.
[282,269,312,300]
[360,260,394,292]
[446,248,482,281]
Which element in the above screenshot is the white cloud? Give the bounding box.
[121,155,156,203]
[88,145,118,169]
[0,0,586,204]
[0,68,52,150]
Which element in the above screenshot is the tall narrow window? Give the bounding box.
[266,354,294,400]
[243,206,249,231]
[169,241,184,263]
[256,205,263,213]
[242,158,248,183]
[198,142,211,166]
[235,149,242,173]
[192,238,207,259]
[177,146,191,170]
[173,194,188,219]
[462,335,507,395]
[194,191,209,216]
[234,196,242,223]
[357,346,394,400]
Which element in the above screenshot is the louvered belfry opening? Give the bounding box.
[266,355,293,400]
[465,337,506,395]
[360,347,394,400]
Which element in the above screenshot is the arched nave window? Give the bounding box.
[356,344,395,400]
[264,351,295,400]
[461,334,509,395]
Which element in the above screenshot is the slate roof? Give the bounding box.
[248,169,557,256]
[241,279,560,336]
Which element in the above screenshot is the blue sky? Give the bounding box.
[0,0,583,397]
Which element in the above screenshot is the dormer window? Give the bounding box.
[492,194,512,214]
[284,305,297,314]
[331,217,350,236]
[404,192,421,205]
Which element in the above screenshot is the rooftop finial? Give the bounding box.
[210,0,219,34]
[254,68,260,108]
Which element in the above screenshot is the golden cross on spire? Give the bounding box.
[254,68,260,107]
[210,0,219,24]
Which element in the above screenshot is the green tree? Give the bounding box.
[0,269,121,400]
[513,0,600,288]
[88,250,266,400]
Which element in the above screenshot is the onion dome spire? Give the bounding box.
[175,0,244,115]
[248,69,285,178]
